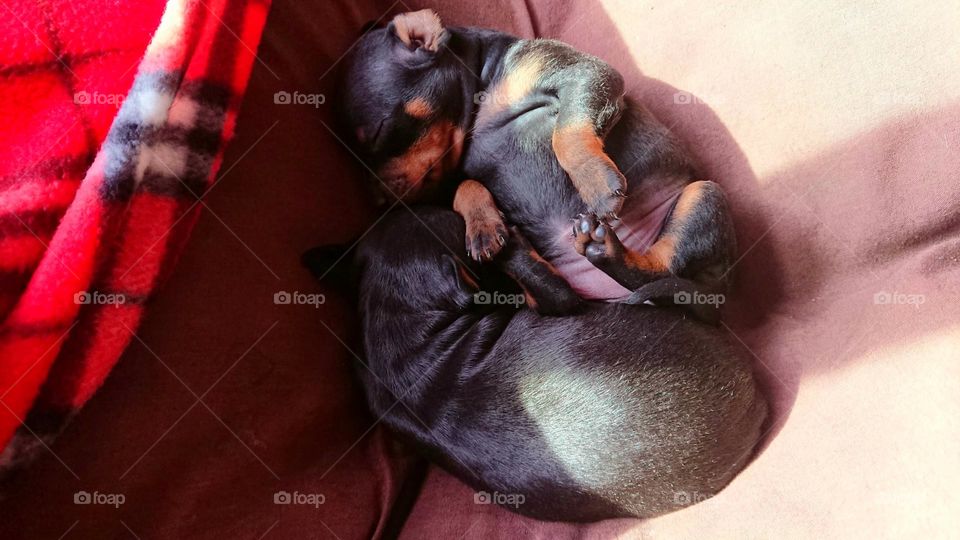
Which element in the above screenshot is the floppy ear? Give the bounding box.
[302,244,354,283]
[441,254,480,292]
[388,9,448,53]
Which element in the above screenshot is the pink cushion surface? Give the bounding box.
[2,1,958,538]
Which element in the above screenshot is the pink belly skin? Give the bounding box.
[548,192,681,301]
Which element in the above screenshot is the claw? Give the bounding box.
[484,249,491,260]
[614,189,627,198]
[497,234,506,245]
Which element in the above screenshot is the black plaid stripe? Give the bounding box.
[0,208,65,238]
[0,152,96,190]
[35,0,100,159]
[0,320,73,338]
[0,48,125,79]
[99,73,231,201]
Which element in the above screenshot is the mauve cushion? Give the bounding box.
[2,1,958,538]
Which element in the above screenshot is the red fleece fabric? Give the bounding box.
[1,0,958,539]
[0,0,270,471]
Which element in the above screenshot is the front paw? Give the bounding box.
[465,210,508,262]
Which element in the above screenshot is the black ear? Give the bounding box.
[441,254,480,292]
[387,9,449,54]
[302,244,355,284]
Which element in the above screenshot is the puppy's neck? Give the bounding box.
[447,28,519,133]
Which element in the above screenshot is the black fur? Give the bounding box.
[307,207,767,522]
[340,16,737,323]
[324,11,766,522]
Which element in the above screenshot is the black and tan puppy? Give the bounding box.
[326,9,766,522]
[304,207,766,521]
[340,10,736,317]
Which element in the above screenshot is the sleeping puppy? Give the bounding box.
[303,206,767,521]
[339,10,736,320]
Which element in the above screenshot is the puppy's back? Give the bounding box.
[438,304,768,520]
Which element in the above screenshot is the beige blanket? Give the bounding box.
[2,1,956,538]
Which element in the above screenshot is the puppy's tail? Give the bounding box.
[623,276,721,325]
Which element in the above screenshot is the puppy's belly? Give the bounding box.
[549,192,681,301]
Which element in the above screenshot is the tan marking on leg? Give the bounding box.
[523,291,539,311]
[453,180,497,217]
[454,179,506,260]
[475,54,545,124]
[528,248,562,277]
[671,181,708,222]
[625,182,708,273]
[501,58,544,103]
[404,97,433,119]
[624,235,675,273]
[552,122,619,206]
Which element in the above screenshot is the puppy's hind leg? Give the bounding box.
[575,181,736,323]
[574,181,735,291]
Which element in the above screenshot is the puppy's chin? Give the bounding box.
[383,178,448,206]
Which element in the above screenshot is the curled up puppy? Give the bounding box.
[304,208,767,521]
[305,8,770,524]
[340,9,737,324]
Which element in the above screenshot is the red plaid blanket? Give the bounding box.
[0,0,271,475]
